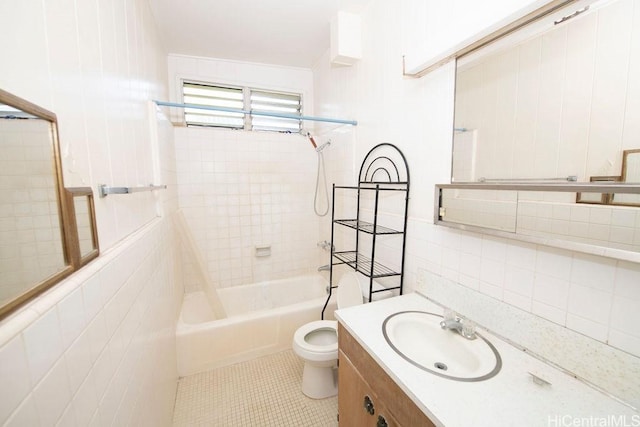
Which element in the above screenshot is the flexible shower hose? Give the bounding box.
[314,150,330,216]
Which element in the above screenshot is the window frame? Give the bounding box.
[181,79,303,133]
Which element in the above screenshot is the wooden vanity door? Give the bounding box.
[338,349,399,427]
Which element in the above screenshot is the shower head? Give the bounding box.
[316,140,331,153]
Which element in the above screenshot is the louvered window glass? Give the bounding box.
[250,90,302,132]
[182,81,302,132]
[183,82,245,128]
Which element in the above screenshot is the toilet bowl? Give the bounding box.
[292,272,364,399]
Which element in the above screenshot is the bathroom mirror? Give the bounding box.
[65,188,99,264]
[0,89,98,320]
[453,0,638,184]
[440,0,640,261]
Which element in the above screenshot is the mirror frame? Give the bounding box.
[64,188,100,267]
[0,89,99,320]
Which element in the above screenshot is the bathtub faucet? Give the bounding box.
[317,264,331,272]
[317,240,334,251]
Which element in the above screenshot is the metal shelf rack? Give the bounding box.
[321,143,410,319]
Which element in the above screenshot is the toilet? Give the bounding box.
[292,272,364,399]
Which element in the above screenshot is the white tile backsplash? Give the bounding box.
[536,247,573,280]
[614,261,640,300]
[531,300,567,325]
[571,253,617,292]
[609,329,640,358]
[503,289,532,312]
[536,281,572,323]
[610,296,640,338]
[567,284,613,325]
[504,264,534,297]
[566,313,609,342]
[479,257,505,287]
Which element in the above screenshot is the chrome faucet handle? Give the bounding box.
[440,308,478,340]
[461,318,477,340]
[443,308,457,322]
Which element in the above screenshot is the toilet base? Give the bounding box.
[301,362,338,399]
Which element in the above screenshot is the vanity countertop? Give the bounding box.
[335,292,638,427]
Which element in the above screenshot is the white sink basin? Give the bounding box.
[382,311,501,381]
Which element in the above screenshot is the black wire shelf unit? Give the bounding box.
[321,143,410,319]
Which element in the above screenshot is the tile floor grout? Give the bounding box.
[172,349,338,426]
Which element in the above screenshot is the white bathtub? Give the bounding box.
[176,274,336,376]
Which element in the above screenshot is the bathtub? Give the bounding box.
[176,274,336,376]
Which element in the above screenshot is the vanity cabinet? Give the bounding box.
[338,323,435,427]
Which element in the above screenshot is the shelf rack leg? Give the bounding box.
[321,184,338,320]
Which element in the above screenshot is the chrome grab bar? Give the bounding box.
[478,176,577,182]
[98,184,167,198]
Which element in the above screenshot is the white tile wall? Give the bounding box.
[166,55,323,290]
[0,218,182,426]
[0,1,181,427]
[175,128,324,289]
[1,0,169,251]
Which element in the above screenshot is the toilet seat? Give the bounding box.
[293,273,364,360]
[293,320,338,362]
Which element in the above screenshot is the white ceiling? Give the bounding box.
[148,0,369,68]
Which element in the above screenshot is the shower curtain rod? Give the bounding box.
[153,100,358,126]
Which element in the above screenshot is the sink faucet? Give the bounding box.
[440,314,477,340]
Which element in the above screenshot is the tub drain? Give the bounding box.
[434,362,448,371]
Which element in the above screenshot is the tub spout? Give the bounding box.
[317,264,331,272]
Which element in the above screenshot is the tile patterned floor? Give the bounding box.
[172,350,338,426]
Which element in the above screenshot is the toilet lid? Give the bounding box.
[337,272,364,308]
